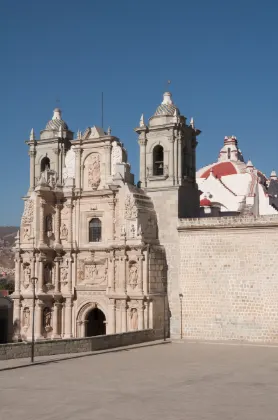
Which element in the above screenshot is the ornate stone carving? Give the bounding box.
[23,307,30,329]
[84,263,107,285]
[125,194,137,219]
[23,264,31,289]
[43,307,52,331]
[87,154,100,190]
[129,308,138,331]
[60,223,68,240]
[22,199,34,224]
[44,263,52,285]
[130,223,136,238]
[129,262,138,289]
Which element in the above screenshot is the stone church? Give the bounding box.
[13,91,278,344]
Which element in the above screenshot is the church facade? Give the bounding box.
[12,92,278,344]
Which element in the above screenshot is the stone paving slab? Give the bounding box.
[1,341,278,420]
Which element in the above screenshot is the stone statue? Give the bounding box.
[61,224,68,239]
[129,264,138,289]
[61,267,68,284]
[23,307,30,328]
[44,264,52,284]
[23,265,31,288]
[125,194,137,219]
[23,226,30,240]
[45,215,53,232]
[130,308,138,331]
[43,308,52,328]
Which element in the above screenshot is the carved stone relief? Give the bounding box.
[63,147,76,180]
[87,154,100,190]
[44,263,53,288]
[61,267,68,285]
[22,199,34,224]
[125,194,137,219]
[23,225,30,241]
[45,214,53,237]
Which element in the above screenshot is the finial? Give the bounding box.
[270,170,277,180]
[139,114,145,127]
[53,108,62,120]
[77,130,82,140]
[162,91,173,105]
[246,160,254,168]
[30,128,35,141]
[190,117,195,128]
[107,126,111,135]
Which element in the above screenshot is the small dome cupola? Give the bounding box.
[153,92,180,117]
[218,136,244,163]
[45,108,69,131]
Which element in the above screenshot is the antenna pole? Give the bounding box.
[101,92,104,128]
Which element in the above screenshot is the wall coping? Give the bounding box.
[178,214,278,231]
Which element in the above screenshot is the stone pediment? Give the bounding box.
[82,126,106,140]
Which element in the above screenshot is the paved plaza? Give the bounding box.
[0,341,278,420]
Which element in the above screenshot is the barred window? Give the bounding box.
[89,218,102,242]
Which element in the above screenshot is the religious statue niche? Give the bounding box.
[44,263,53,289]
[129,308,138,331]
[22,307,30,330]
[125,194,137,220]
[23,264,31,289]
[43,307,52,332]
[129,261,138,290]
[45,214,53,238]
[87,153,101,190]
[111,141,123,174]
[60,223,68,240]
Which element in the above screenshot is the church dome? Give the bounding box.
[153,92,180,117]
[45,108,69,131]
[200,197,212,206]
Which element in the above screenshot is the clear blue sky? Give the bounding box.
[1,0,278,225]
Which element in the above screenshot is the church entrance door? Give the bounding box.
[85,308,106,337]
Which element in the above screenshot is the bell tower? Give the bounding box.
[135,91,201,218]
[135,91,201,337]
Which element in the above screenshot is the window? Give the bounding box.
[153,145,164,176]
[227,148,231,160]
[41,156,50,172]
[89,218,102,242]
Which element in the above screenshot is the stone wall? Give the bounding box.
[178,215,278,343]
[0,329,162,360]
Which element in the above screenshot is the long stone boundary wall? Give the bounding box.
[178,215,278,343]
[0,329,161,361]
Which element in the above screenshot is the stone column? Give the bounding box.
[64,298,73,338]
[138,300,144,330]
[172,137,175,185]
[108,299,116,334]
[138,255,144,294]
[14,255,21,294]
[75,149,82,192]
[149,300,153,329]
[66,202,73,246]
[108,251,115,292]
[139,136,147,187]
[169,138,174,183]
[38,255,44,293]
[13,300,22,341]
[178,136,182,185]
[39,198,45,245]
[54,258,60,293]
[52,302,61,339]
[67,255,73,294]
[108,199,116,240]
[28,149,36,191]
[104,144,112,179]
[55,203,62,245]
[54,149,60,181]
[143,247,149,295]
[121,301,127,332]
[35,301,43,339]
